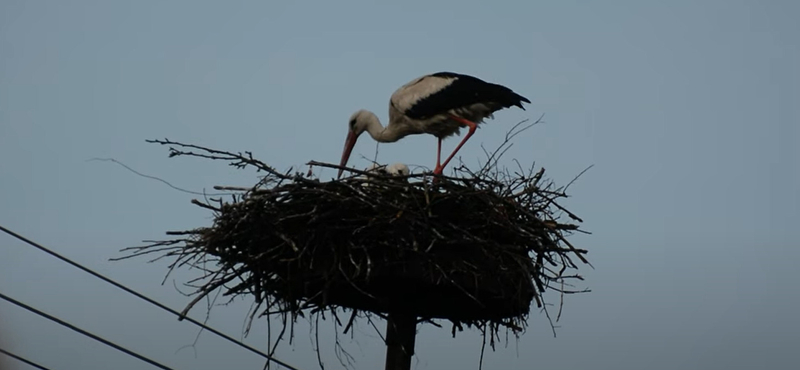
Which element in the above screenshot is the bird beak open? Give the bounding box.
[338,130,357,178]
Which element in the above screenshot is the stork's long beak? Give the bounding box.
[338,130,357,178]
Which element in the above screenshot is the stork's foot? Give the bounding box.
[432,166,445,184]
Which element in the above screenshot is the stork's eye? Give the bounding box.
[349,118,357,129]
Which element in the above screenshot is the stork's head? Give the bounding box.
[339,109,379,178]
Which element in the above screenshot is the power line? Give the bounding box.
[0,224,300,370]
[0,291,174,370]
[0,347,51,370]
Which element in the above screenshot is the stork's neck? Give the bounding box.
[364,114,404,143]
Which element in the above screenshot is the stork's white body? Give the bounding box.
[366,163,410,177]
[359,163,411,187]
[387,74,507,139]
[339,72,530,177]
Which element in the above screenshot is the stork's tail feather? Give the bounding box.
[497,89,531,111]
[510,92,531,110]
[483,80,531,111]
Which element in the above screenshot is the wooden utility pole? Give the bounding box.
[384,313,417,370]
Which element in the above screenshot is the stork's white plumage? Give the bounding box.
[359,163,411,187]
[339,72,531,177]
[365,163,410,177]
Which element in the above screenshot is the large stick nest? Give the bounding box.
[116,123,591,357]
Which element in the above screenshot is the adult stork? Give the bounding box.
[338,71,530,177]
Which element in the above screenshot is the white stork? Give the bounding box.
[359,163,411,186]
[338,71,531,177]
[361,163,411,187]
[365,162,411,177]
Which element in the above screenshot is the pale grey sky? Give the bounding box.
[1,1,798,369]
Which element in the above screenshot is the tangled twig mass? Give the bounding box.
[115,123,590,363]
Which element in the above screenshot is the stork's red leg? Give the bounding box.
[434,137,443,173]
[434,116,478,175]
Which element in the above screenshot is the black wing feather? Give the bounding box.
[404,72,531,120]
